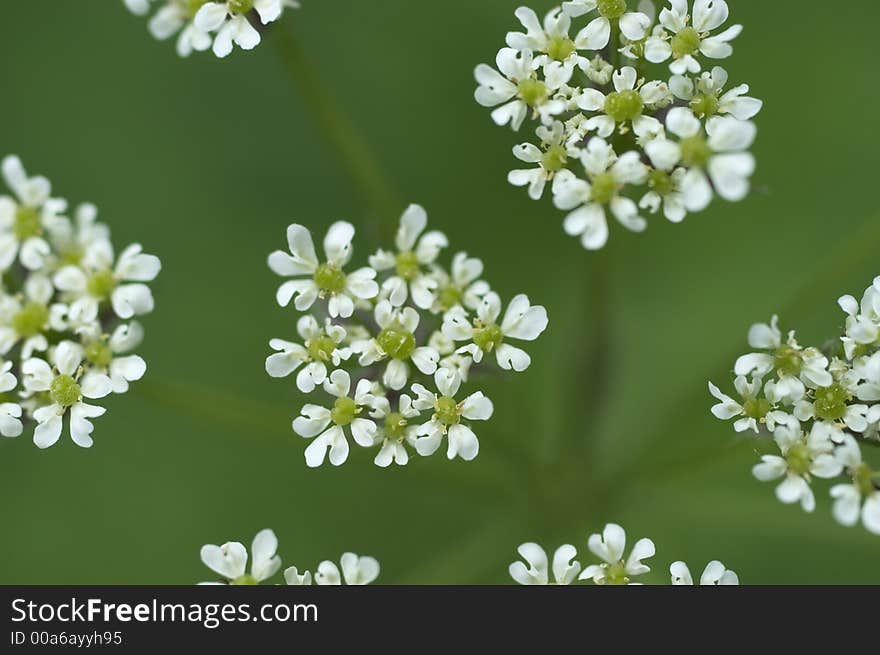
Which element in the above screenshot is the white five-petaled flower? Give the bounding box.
[292,370,377,468]
[579,523,655,585]
[509,121,580,200]
[752,422,843,513]
[411,368,493,462]
[353,300,439,391]
[0,361,23,438]
[266,315,350,393]
[839,280,880,360]
[442,292,549,372]
[369,204,448,309]
[645,0,742,74]
[576,67,664,138]
[552,138,648,250]
[200,528,282,585]
[509,542,581,585]
[829,434,880,535]
[670,560,739,585]
[194,0,299,58]
[0,274,65,359]
[562,1,652,51]
[369,394,421,467]
[22,341,113,449]
[670,66,763,121]
[428,252,490,314]
[507,7,586,69]
[53,242,161,321]
[708,376,788,434]
[80,322,148,395]
[474,48,568,131]
[268,222,379,319]
[647,108,755,212]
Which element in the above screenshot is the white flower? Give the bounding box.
[132,1,213,57]
[649,108,755,211]
[752,423,843,513]
[839,279,880,360]
[428,252,490,314]
[0,274,66,358]
[509,121,580,200]
[578,523,655,585]
[80,322,148,394]
[268,222,378,319]
[292,370,377,467]
[0,155,66,271]
[313,553,380,585]
[369,394,421,467]
[200,528,281,585]
[474,48,568,131]
[0,360,23,438]
[829,435,880,535]
[353,301,439,391]
[195,0,299,58]
[506,7,587,69]
[708,376,788,434]
[576,67,664,138]
[552,138,648,250]
[411,368,493,461]
[563,1,652,51]
[670,560,738,585]
[669,66,762,121]
[22,341,113,449]
[266,315,350,393]
[368,204,448,309]
[442,292,548,371]
[53,242,161,320]
[509,543,581,585]
[646,0,742,73]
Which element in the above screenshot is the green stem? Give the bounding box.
[271,23,400,240]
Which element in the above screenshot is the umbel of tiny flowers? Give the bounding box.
[266,204,548,468]
[709,275,880,536]
[474,1,762,250]
[0,155,160,450]
[122,0,300,58]
[509,523,739,586]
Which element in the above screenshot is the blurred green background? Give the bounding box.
[0,0,877,585]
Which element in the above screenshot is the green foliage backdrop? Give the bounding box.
[0,0,877,584]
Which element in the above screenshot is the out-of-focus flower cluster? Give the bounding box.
[474,1,761,250]
[123,0,300,58]
[199,528,379,585]
[266,204,549,468]
[710,277,880,535]
[0,156,160,449]
[509,522,738,585]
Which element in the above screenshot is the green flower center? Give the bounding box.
[330,396,359,427]
[590,172,619,204]
[377,326,416,360]
[50,374,81,408]
[743,397,771,420]
[384,412,408,440]
[12,302,48,337]
[648,169,675,196]
[87,269,117,300]
[14,206,42,240]
[671,26,701,58]
[230,574,259,586]
[518,79,548,108]
[602,562,630,585]
[679,135,713,168]
[313,263,347,294]
[395,251,420,281]
[597,0,627,19]
[813,383,850,422]
[438,285,462,311]
[59,244,85,266]
[307,335,337,363]
[547,35,576,61]
[604,90,644,123]
[85,341,113,368]
[854,465,876,497]
[785,443,813,477]
[773,345,802,377]
[690,93,720,119]
[435,396,460,426]
[541,144,568,173]
[473,322,503,352]
[228,0,254,13]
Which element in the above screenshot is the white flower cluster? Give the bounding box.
[267,204,549,468]
[123,0,300,58]
[474,1,761,250]
[199,528,379,585]
[0,156,160,449]
[509,522,738,585]
[710,277,880,535]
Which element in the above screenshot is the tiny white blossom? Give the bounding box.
[829,435,880,535]
[194,0,300,58]
[578,523,655,585]
[266,315,350,393]
[200,528,281,585]
[0,360,23,438]
[563,2,652,51]
[313,553,380,585]
[646,0,742,73]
